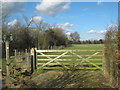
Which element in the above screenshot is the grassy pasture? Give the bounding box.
[37,44,104,70]
[62,44,103,50]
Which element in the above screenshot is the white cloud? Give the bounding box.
[57,22,73,28]
[65,32,71,36]
[35,0,70,16]
[87,30,96,33]
[56,22,73,36]
[97,0,103,5]
[108,24,118,28]
[51,22,73,37]
[30,16,43,23]
[97,30,107,34]
[63,22,73,27]
[87,30,107,34]
[8,19,20,26]
[2,2,25,16]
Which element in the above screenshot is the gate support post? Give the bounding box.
[34,48,37,69]
[30,48,37,73]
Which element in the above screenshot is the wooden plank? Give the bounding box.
[37,59,73,61]
[74,63,102,66]
[36,50,103,53]
[37,55,69,57]
[38,67,102,70]
[37,63,63,65]
[37,62,102,66]
[37,55,103,57]
[37,59,102,61]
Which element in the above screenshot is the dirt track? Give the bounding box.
[19,70,111,88]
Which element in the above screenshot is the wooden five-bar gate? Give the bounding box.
[31,48,103,70]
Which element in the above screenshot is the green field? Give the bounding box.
[37,44,104,70]
[62,44,104,50]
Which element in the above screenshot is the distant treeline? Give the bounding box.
[70,39,104,44]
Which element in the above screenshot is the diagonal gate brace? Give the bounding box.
[70,51,102,70]
[38,51,69,68]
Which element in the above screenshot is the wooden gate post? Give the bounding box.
[31,48,34,73]
[5,41,10,77]
[34,48,37,69]
[25,49,29,68]
[30,48,37,73]
[14,49,17,61]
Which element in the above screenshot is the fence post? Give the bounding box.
[30,48,37,73]
[14,49,17,61]
[18,52,21,62]
[34,48,37,69]
[5,41,10,77]
[26,49,29,70]
[31,48,34,73]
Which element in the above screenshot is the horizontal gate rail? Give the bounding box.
[37,59,102,61]
[36,50,102,52]
[37,55,103,57]
[36,49,103,70]
[37,63,103,66]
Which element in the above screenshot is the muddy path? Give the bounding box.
[19,70,111,88]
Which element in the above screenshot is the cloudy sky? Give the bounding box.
[3,1,118,40]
